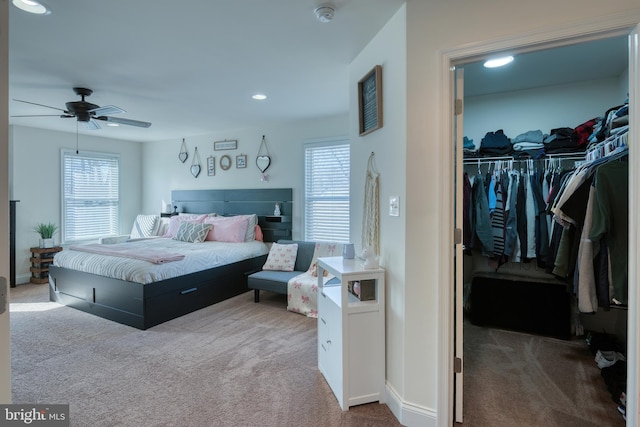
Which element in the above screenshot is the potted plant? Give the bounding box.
[33,222,59,248]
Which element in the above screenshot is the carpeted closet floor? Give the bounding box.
[460,320,626,426]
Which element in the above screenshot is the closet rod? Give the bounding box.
[464,153,587,165]
[545,153,586,160]
[463,156,514,164]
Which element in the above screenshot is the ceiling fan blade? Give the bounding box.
[95,116,152,128]
[82,120,101,130]
[89,105,125,116]
[13,99,68,113]
[11,114,72,117]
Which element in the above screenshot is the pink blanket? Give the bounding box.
[70,243,185,264]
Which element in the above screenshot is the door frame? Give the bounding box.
[437,14,640,427]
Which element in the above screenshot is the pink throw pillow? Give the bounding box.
[203,216,249,243]
[254,225,264,242]
[263,243,298,271]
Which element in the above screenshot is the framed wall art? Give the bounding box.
[214,139,238,151]
[236,154,247,168]
[358,65,383,136]
[220,155,232,171]
[207,156,215,176]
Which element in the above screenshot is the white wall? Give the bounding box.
[141,114,348,240]
[348,5,408,417]
[1,0,10,404]
[464,77,627,148]
[403,1,640,426]
[10,125,143,283]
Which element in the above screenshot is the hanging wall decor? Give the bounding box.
[220,155,232,171]
[362,152,380,255]
[236,154,247,168]
[256,135,271,181]
[214,139,238,151]
[190,147,202,178]
[179,138,189,163]
[207,156,215,176]
[358,65,383,136]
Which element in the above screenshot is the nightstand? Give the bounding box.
[30,246,63,284]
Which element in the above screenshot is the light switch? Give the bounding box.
[389,196,399,216]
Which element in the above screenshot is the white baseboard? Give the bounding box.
[14,274,31,286]
[386,383,437,427]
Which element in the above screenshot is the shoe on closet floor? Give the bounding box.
[586,332,624,355]
[595,349,626,369]
[618,405,626,421]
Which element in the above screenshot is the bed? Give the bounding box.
[49,188,292,330]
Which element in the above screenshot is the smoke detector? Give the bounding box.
[314,4,335,23]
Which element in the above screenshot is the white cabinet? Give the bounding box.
[317,256,385,410]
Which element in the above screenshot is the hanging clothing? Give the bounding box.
[589,159,628,305]
[503,172,519,258]
[516,173,528,261]
[530,171,550,268]
[576,184,599,313]
[491,178,505,259]
[471,174,494,255]
[463,173,472,249]
[525,174,537,259]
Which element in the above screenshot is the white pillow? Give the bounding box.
[263,243,298,271]
[130,214,160,239]
[237,214,258,241]
[155,217,170,236]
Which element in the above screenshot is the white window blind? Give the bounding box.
[304,140,350,242]
[62,150,120,243]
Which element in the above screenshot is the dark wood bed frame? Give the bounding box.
[49,188,293,330]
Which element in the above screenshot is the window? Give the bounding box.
[62,150,119,243]
[304,139,350,242]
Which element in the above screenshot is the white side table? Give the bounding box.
[317,256,385,410]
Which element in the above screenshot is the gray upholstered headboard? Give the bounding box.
[170,188,292,242]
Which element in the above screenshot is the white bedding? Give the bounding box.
[54,238,269,284]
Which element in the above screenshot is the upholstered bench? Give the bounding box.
[247,239,318,302]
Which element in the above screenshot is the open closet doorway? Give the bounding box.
[450,28,638,426]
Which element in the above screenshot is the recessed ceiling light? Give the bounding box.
[483,56,514,68]
[12,0,51,15]
[107,123,119,127]
[252,94,267,100]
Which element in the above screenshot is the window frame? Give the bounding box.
[61,149,121,244]
[303,137,350,243]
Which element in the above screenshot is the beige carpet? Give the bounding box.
[10,284,400,427]
[461,320,626,427]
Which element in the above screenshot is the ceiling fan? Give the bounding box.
[12,87,152,130]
